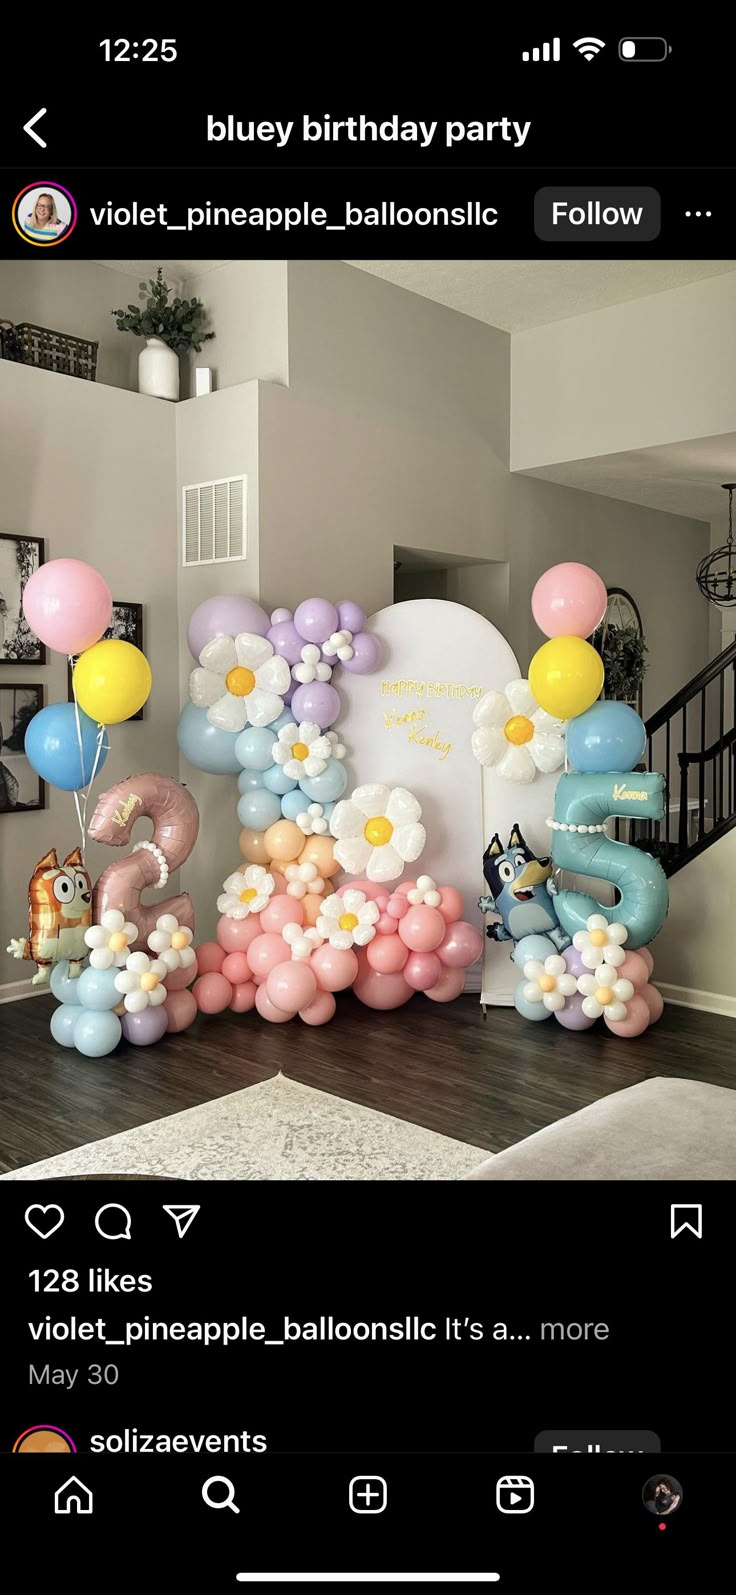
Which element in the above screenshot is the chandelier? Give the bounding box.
[696,483,736,607]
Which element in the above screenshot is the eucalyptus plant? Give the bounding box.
[111,267,215,354]
[593,621,648,702]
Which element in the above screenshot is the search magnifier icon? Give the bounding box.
[202,1476,240,1514]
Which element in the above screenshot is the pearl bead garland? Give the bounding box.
[133,839,169,888]
[546,818,608,835]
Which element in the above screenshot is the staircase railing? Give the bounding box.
[624,639,736,876]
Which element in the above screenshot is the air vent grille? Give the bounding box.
[182,476,246,565]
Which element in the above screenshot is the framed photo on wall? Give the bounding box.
[0,533,46,664]
[0,682,45,812]
[68,600,144,721]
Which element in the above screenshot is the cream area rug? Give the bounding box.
[1,1075,491,1182]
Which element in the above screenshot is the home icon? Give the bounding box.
[54,1476,93,1514]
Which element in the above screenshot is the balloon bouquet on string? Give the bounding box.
[474,562,667,1037]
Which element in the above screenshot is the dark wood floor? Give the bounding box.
[1,991,735,1174]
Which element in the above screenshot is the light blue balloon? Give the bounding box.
[50,959,86,1004]
[77,964,121,1012]
[51,1004,80,1047]
[280,788,308,821]
[236,787,282,830]
[514,981,554,1021]
[177,701,241,775]
[512,934,557,970]
[299,761,348,804]
[322,801,336,824]
[270,707,297,733]
[568,701,646,775]
[551,770,669,949]
[234,725,277,771]
[73,1008,122,1058]
[238,768,266,794]
[262,762,297,796]
[25,702,109,792]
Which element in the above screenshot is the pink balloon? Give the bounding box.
[604,992,651,1038]
[164,988,198,1033]
[350,880,386,904]
[194,971,232,1014]
[255,984,294,1023]
[217,914,262,954]
[425,966,466,1003]
[437,920,484,968]
[437,886,463,925]
[259,895,304,935]
[640,983,664,1024]
[404,951,443,992]
[387,893,409,921]
[376,914,398,936]
[195,941,226,975]
[367,934,409,974]
[299,989,337,1026]
[248,933,291,983]
[531,562,608,640]
[353,964,414,1010]
[266,959,317,1015]
[23,557,112,655]
[616,951,651,989]
[229,980,257,1013]
[164,955,198,991]
[395,881,415,897]
[90,774,199,951]
[311,943,359,992]
[638,946,655,977]
[221,951,251,984]
[398,904,446,953]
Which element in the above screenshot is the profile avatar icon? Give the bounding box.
[13,1425,76,1453]
[642,1474,683,1516]
[12,183,77,247]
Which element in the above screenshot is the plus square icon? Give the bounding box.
[349,1476,387,1514]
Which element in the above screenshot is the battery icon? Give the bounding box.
[619,37,670,61]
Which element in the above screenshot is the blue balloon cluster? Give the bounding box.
[178,701,346,837]
[567,700,646,775]
[50,959,122,1058]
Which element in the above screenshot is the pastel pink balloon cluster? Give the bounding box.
[161,951,200,1035]
[600,945,664,1038]
[351,879,484,1011]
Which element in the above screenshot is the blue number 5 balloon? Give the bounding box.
[550,771,669,949]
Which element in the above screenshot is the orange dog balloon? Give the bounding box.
[6,846,93,984]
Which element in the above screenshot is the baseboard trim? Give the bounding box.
[0,978,50,1005]
[658,982,736,1019]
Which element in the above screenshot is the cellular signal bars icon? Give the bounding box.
[522,38,561,62]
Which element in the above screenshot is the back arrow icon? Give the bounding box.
[24,108,47,148]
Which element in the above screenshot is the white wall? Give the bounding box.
[0,260,155,391]
[654,829,736,1012]
[181,261,288,397]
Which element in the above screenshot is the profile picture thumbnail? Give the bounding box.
[642,1474,683,1516]
[12,182,77,247]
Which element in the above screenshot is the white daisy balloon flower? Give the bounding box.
[190,631,291,733]
[330,784,426,883]
[322,629,355,662]
[114,951,168,1013]
[284,862,326,899]
[147,913,196,973]
[522,954,578,1013]
[406,874,442,908]
[296,802,329,836]
[577,970,635,1023]
[472,680,566,783]
[291,644,333,685]
[84,909,138,970]
[316,888,380,949]
[217,866,275,919]
[573,914,628,971]
[281,923,324,962]
[272,721,334,780]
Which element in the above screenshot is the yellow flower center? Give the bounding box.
[538,974,556,993]
[589,929,608,947]
[108,931,128,952]
[339,913,359,933]
[292,741,310,761]
[140,971,159,992]
[504,713,534,746]
[239,887,257,904]
[595,986,613,1006]
[171,930,188,950]
[364,815,393,846]
[226,666,255,697]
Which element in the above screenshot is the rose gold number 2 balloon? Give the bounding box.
[88,773,199,951]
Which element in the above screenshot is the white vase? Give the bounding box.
[138,337,179,401]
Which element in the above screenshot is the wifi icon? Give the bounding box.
[573,36,606,59]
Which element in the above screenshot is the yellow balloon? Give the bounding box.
[73,639,152,724]
[528,636,604,720]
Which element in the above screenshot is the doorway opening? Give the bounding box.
[393,545,509,634]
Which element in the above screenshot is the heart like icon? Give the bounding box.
[25,1204,65,1239]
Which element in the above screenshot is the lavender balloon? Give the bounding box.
[294,597,339,645]
[337,600,366,634]
[554,992,597,1031]
[188,596,270,661]
[121,1006,169,1046]
[563,944,587,980]
[341,630,382,674]
[291,680,341,727]
[267,619,305,665]
[270,608,293,625]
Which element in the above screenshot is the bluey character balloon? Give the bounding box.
[480,824,569,951]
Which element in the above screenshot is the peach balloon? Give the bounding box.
[260,894,303,935]
[640,983,664,1024]
[437,920,484,968]
[164,988,198,1032]
[404,950,443,991]
[302,886,333,926]
[194,971,232,1014]
[398,904,446,952]
[437,886,464,925]
[248,932,292,983]
[311,943,359,992]
[255,984,293,1023]
[425,966,466,1002]
[265,819,305,862]
[195,941,225,975]
[299,989,337,1026]
[367,934,409,974]
[221,951,251,985]
[239,827,271,866]
[217,914,262,954]
[228,980,257,1013]
[267,959,318,1014]
[604,992,651,1038]
[615,950,651,989]
[299,834,340,878]
[353,965,413,1010]
[164,955,198,991]
[638,946,655,977]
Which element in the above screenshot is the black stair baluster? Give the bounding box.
[719,668,725,826]
[700,689,706,842]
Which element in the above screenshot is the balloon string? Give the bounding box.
[70,654,87,858]
[81,723,108,848]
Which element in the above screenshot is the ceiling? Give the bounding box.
[345,260,736,332]
[523,434,736,524]
[93,260,228,280]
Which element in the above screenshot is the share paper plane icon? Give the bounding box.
[163,1204,201,1239]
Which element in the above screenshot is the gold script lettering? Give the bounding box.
[111,793,143,828]
[612,783,648,801]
